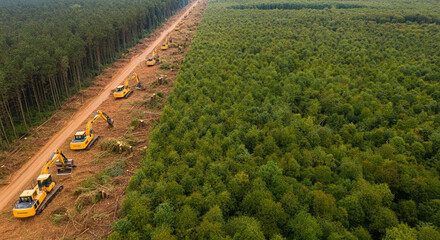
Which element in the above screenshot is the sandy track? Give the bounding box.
[0,0,199,212]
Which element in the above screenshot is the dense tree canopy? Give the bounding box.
[0,0,189,147]
[112,0,440,239]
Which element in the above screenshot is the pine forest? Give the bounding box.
[0,0,189,145]
[110,0,440,239]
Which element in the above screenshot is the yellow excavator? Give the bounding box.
[176,21,184,31]
[13,149,75,218]
[168,34,172,43]
[113,73,144,99]
[161,36,170,50]
[146,48,159,66]
[70,110,114,150]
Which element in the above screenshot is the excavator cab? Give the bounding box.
[37,174,55,192]
[71,131,92,150]
[18,191,36,204]
[73,131,86,141]
[114,85,130,98]
[175,25,180,31]
[146,57,156,66]
[13,189,39,218]
[116,85,124,92]
[19,196,32,203]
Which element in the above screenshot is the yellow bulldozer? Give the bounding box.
[70,110,114,150]
[113,73,144,99]
[13,149,75,218]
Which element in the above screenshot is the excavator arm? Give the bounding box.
[84,110,114,136]
[41,149,76,176]
[123,78,129,89]
[154,48,159,60]
[97,110,114,126]
[127,73,143,89]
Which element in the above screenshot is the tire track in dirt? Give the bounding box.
[0,0,200,213]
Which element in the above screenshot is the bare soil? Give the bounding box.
[0,0,207,239]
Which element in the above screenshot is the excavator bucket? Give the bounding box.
[99,111,114,127]
[136,82,144,90]
[56,159,76,176]
[107,118,114,127]
[57,167,73,176]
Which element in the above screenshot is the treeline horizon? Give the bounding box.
[0,0,189,148]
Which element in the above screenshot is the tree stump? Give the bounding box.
[117,141,123,153]
[138,120,145,128]
[101,190,109,199]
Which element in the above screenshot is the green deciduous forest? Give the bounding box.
[0,0,189,147]
[111,0,440,239]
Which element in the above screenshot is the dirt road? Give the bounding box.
[0,0,199,212]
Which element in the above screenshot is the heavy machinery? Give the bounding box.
[146,48,159,66]
[113,73,144,99]
[161,36,170,50]
[175,21,183,31]
[70,110,114,150]
[13,149,76,218]
[168,33,172,43]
